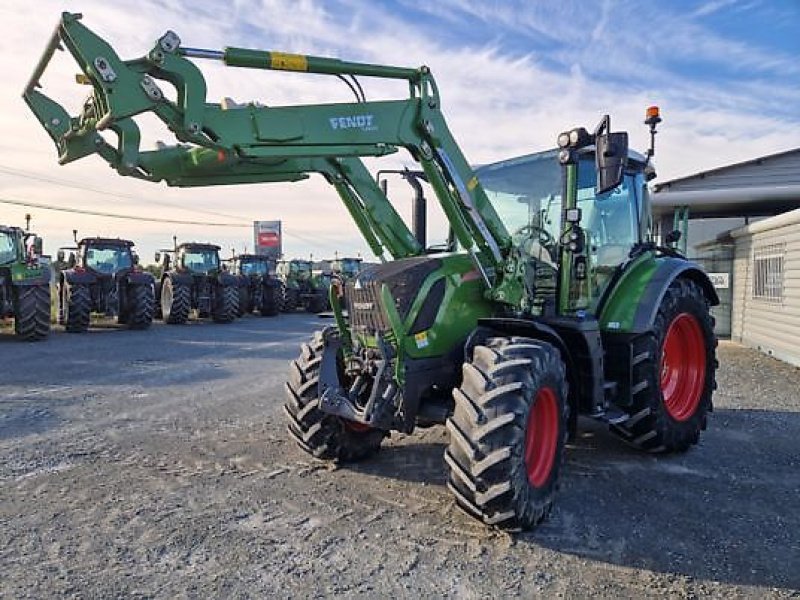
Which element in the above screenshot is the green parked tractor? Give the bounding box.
[0,223,50,341]
[154,242,238,324]
[229,253,282,317]
[25,13,718,530]
[276,259,329,313]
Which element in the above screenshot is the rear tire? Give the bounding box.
[212,284,238,323]
[13,284,50,341]
[281,285,299,312]
[161,277,189,324]
[445,336,568,530]
[306,292,328,314]
[126,283,154,330]
[284,330,385,461]
[63,283,91,333]
[610,278,717,453]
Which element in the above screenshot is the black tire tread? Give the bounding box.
[13,284,50,341]
[64,284,91,333]
[610,278,718,453]
[163,279,190,324]
[284,330,385,462]
[445,336,568,531]
[127,283,154,330]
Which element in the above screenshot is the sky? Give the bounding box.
[0,0,798,263]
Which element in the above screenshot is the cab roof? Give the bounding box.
[79,237,135,247]
[177,242,220,251]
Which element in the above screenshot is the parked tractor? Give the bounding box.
[154,242,238,324]
[329,256,363,282]
[56,236,154,332]
[0,223,50,340]
[25,14,719,531]
[229,253,282,316]
[276,259,329,313]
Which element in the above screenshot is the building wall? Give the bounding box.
[731,209,800,367]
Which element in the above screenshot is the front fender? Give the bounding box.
[600,255,719,334]
[62,268,96,286]
[163,272,193,286]
[125,271,155,286]
[217,272,237,287]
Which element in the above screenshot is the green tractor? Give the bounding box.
[154,242,238,324]
[276,258,329,313]
[25,14,718,530]
[0,223,50,341]
[229,253,282,316]
[56,236,154,332]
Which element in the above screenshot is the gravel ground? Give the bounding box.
[1,315,798,598]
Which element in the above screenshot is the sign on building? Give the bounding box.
[254,221,282,259]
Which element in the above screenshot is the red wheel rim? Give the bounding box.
[524,388,559,488]
[660,312,706,422]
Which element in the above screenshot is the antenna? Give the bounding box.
[72,229,78,243]
[25,213,31,231]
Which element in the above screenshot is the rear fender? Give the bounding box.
[216,272,237,287]
[164,272,193,287]
[600,256,719,335]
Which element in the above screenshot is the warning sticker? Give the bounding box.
[270,52,308,71]
[414,331,429,349]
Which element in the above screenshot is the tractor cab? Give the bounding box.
[237,254,273,277]
[278,259,313,282]
[0,227,20,265]
[329,257,363,280]
[77,238,136,275]
[177,243,221,275]
[479,146,650,315]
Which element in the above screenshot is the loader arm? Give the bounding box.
[23,12,509,276]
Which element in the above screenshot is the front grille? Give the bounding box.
[346,278,390,335]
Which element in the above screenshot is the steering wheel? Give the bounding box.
[514,224,558,262]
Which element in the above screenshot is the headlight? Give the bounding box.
[557,132,570,148]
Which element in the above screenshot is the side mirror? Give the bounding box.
[132,253,140,265]
[57,249,65,263]
[164,255,171,271]
[67,252,76,268]
[596,132,628,195]
[32,237,43,257]
[154,252,161,263]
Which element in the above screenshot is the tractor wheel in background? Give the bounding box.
[610,278,717,453]
[161,277,190,324]
[237,285,250,317]
[284,330,386,461]
[126,283,154,330]
[306,292,328,314]
[63,283,91,333]
[259,282,280,317]
[445,336,568,530]
[281,286,299,312]
[13,284,50,341]
[212,284,238,323]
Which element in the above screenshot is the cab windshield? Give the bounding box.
[240,259,268,276]
[85,244,132,273]
[478,149,642,269]
[0,232,15,264]
[182,249,219,273]
[292,262,312,278]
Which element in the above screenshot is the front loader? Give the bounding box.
[24,13,718,530]
[154,241,238,324]
[0,223,50,341]
[56,235,154,332]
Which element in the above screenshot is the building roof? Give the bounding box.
[652,147,800,218]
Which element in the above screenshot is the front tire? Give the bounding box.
[13,284,50,341]
[126,283,154,330]
[610,278,717,453]
[212,284,238,323]
[259,281,280,317]
[237,285,250,317]
[445,336,568,530]
[161,277,190,324]
[284,330,385,462]
[63,283,91,333]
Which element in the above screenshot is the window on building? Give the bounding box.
[752,243,785,303]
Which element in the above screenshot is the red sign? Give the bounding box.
[258,231,280,246]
